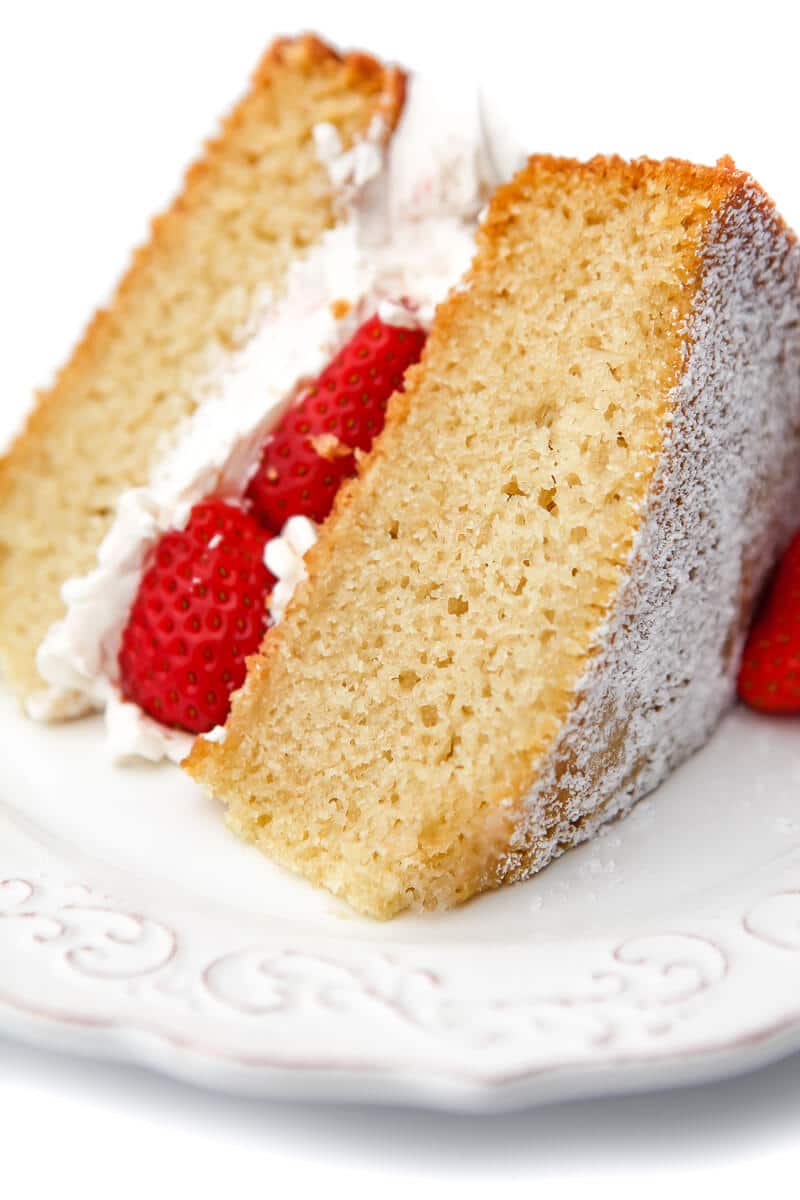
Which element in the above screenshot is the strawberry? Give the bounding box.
[738,530,800,714]
[247,313,426,528]
[118,499,275,733]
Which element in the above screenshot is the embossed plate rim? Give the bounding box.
[3,698,800,1111]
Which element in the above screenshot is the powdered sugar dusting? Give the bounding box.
[497,186,800,886]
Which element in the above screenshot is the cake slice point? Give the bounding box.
[187,155,800,918]
[0,34,403,706]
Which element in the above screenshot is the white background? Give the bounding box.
[3,0,800,1193]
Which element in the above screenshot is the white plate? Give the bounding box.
[3,687,800,1111]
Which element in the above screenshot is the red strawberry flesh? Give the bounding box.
[738,529,800,714]
[118,499,275,733]
[247,314,426,529]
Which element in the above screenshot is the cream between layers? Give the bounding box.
[29,74,518,763]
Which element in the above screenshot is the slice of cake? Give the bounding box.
[1,37,513,758]
[187,155,800,919]
[0,35,509,761]
[0,34,403,718]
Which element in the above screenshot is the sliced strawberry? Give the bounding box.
[247,313,426,528]
[738,530,800,714]
[118,499,275,733]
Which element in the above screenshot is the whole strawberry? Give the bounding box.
[247,313,426,528]
[738,530,800,714]
[118,499,275,733]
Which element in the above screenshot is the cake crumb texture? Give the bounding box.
[0,33,403,701]
[187,155,800,919]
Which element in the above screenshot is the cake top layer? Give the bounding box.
[187,154,797,917]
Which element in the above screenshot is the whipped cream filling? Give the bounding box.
[265,515,318,625]
[30,73,520,763]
